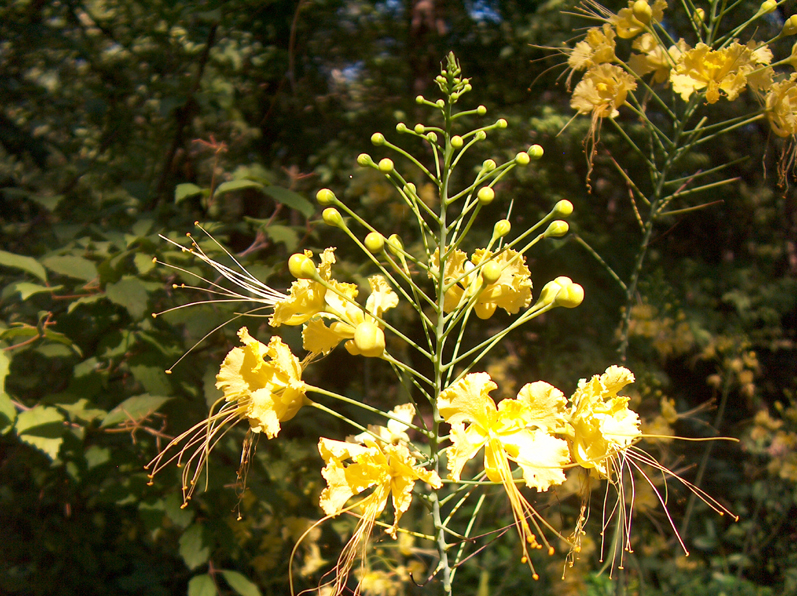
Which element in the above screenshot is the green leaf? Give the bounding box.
[130,364,172,395]
[221,570,262,596]
[215,179,264,195]
[263,225,299,252]
[180,524,211,570]
[134,252,156,274]
[0,351,16,431]
[106,275,150,319]
[67,294,105,314]
[188,575,217,596]
[262,186,314,219]
[15,405,65,460]
[0,250,48,282]
[175,183,205,203]
[42,255,98,282]
[101,394,171,428]
[10,282,62,300]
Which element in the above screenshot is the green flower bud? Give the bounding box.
[371,132,386,146]
[316,188,337,205]
[632,0,652,24]
[352,321,385,358]
[496,119,507,129]
[435,99,445,108]
[463,84,472,93]
[482,159,497,172]
[477,105,487,115]
[555,282,584,309]
[515,152,530,166]
[535,278,564,308]
[759,0,777,15]
[545,220,569,238]
[378,158,394,173]
[323,207,344,227]
[357,153,374,167]
[493,219,511,238]
[403,182,417,196]
[529,145,544,159]
[481,261,501,285]
[387,234,404,255]
[475,130,487,140]
[552,200,574,218]
[414,124,425,134]
[784,15,797,36]
[692,8,705,26]
[365,231,385,253]
[451,135,464,148]
[288,253,317,279]
[477,187,495,205]
[396,122,408,133]
[415,95,425,104]
[427,132,438,142]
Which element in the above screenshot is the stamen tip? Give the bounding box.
[165,369,172,375]
[532,573,539,581]
[548,547,555,556]
[180,503,188,509]
[521,556,527,564]
[151,257,157,263]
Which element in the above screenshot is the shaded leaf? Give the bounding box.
[101,394,171,428]
[42,255,98,282]
[263,225,299,252]
[221,570,262,596]
[175,183,205,203]
[106,275,150,319]
[130,364,172,395]
[262,186,314,219]
[215,179,264,195]
[0,250,47,282]
[0,351,15,431]
[10,282,62,300]
[188,575,217,596]
[180,524,211,570]
[15,405,65,460]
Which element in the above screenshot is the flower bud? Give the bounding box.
[316,188,336,205]
[555,282,584,308]
[427,132,438,142]
[552,200,574,218]
[528,145,544,159]
[463,84,472,92]
[545,220,569,237]
[475,130,487,140]
[365,231,385,253]
[784,15,797,37]
[371,132,386,146]
[396,122,408,133]
[632,0,652,24]
[451,135,464,148]
[496,118,507,129]
[759,0,777,15]
[378,158,394,173]
[515,152,530,166]
[322,207,344,227]
[477,105,487,115]
[414,124,425,134]
[493,219,511,238]
[436,99,445,108]
[415,95,425,104]
[288,253,317,279]
[535,278,567,308]
[403,183,417,196]
[482,159,496,172]
[481,261,502,285]
[692,8,705,26]
[387,234,404,255]
[477,187,495,205]
[352,321,385,357]
[357,153,374,167]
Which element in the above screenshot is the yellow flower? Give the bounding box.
[317,433,441,595]
[302,274,398,357]
[270,248,358,327]
[430,247,532,320]
[611,0,667,39]
[628,34,689,84]
[567,365,640,478]
[571,64,637,118]
[568,24,616,73]
[766,73,797,138]
[438,373,571,571]
[146,327,307,504]
[670,41,772,104]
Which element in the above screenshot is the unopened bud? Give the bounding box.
[415,95,425,104]
[477,187,495,205]
[451,135,464,148]
[515,152,530,166]
[477,105,487,115]
[322,207,344,227]
[396,122,408,133]
[357,153,374,167]
[493,219,511,238]
[552,200,574,218]
[387,234,404,255]
[759,0,777,15]
[481,261,502,285]
[403,183,417,196]
[545,220,569,237]
[482,159,497,172]
[365,231,385,253]
[496,118,507,129]
[288,253,317,280]
[555,282,584,308]
[414,124,425,134]
[427,132,438,142]
[371,132,386,146]
[351,321,385,357]
[475,130,487,140]
[436,99,445,108]
[784,15,797,37]
[632,0,652,24]
[316,188,336,205]
[693,8,705,26]
[378,158,394,173]
[529,145,544,159]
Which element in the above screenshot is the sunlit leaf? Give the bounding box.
[175,183,205,203]
[188,575,217,596]
[42,255,98,282]
[101,394,171,428]
[0,250,48,282]
[262,186,314,218]
[180,524,211,570]
[221,570,262,596]
[106,275,150,319]
[215,179,264,195]
[15,405,65,460]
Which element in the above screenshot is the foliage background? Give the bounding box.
[1,0,795,594]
